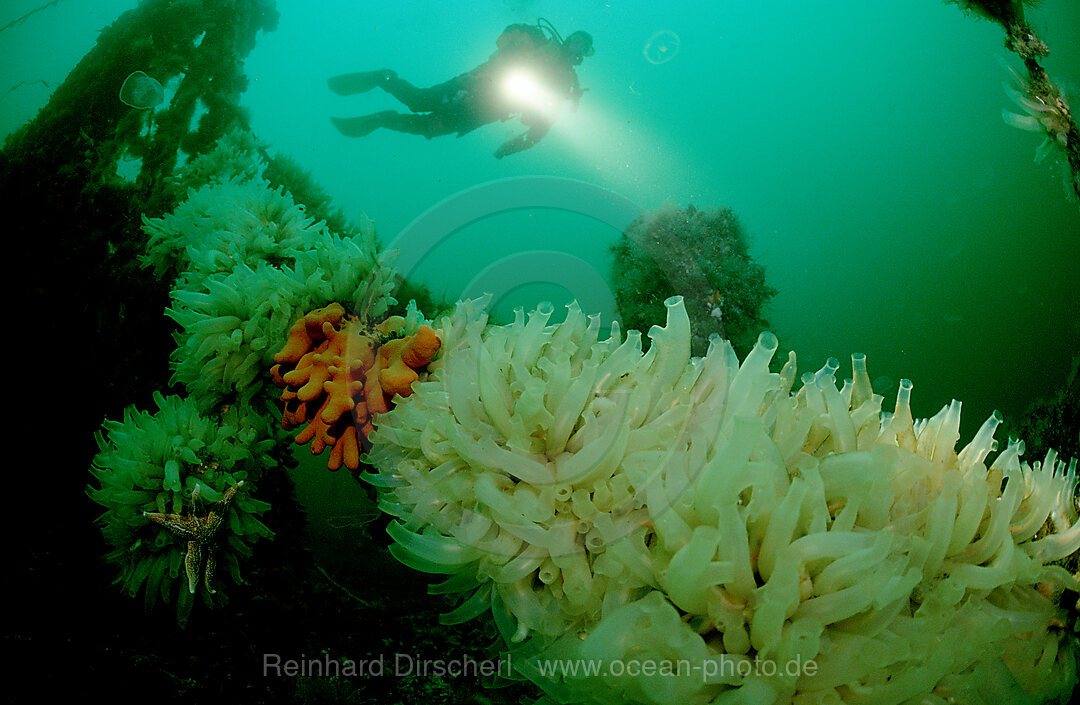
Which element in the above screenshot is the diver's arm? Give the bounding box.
[568,72,584,112]
[494,121,551,159]
[494,104,557,159]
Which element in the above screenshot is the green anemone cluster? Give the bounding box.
[172,127,268,196]
[89,393,274,624]
[610,203,775,359]
[141,132,396,412]
[89,129,397,622]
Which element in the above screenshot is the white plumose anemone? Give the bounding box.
[366,296,1079,705]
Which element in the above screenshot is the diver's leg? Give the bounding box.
[327,69,397,95]
[327,69,460,112]
[373,112,457,138]
[381,76,460,113]
[330,111,399,137]
[330,111,454,139]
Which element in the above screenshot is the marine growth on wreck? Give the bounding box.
[3,1,1076,703]
[81,120,1080,701]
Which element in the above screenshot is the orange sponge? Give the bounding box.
[271,308,440,471]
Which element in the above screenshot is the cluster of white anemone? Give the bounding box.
[366,295,1079,705]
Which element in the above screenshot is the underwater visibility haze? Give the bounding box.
[3,0,1079,703]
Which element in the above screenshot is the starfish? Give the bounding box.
[143,481,243,594]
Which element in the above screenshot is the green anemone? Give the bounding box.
[88,392,275,624]
[145,175,395,413]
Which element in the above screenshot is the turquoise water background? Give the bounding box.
[2,0,1078,446]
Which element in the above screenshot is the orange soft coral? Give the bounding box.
[270,306,440,470]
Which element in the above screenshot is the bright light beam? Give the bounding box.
[502,68,559,122]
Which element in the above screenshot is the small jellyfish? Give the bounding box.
[872,375,896,394]
[119,70,163,109]
[643,30,681,65]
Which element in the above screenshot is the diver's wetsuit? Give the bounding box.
[329,24,585,156]
[358,72,499,139]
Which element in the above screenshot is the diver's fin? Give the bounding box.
[330,112,396,138]
[327,70,394,95]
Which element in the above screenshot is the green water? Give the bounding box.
[3,0,1077,442]
[243,0,1080,443]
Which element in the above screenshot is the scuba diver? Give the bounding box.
[327,19,594,158]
